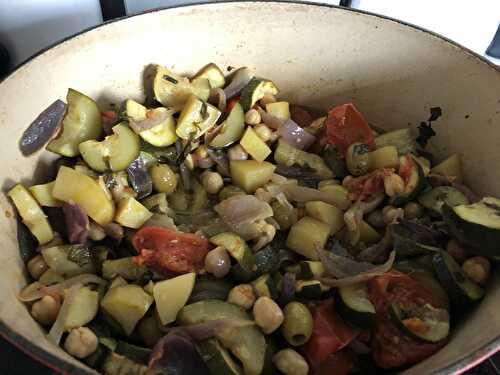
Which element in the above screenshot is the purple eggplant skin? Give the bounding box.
[149,330,211,375]
[20,99,67,155]
[62,202,89,244]
[127,156,153,199]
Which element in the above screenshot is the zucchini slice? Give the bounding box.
[286,261,325,280]
[240,78,278,111]
[418,186,469,216]
[388,302,449,343]
[443,197,500,257]
[210,232,256,274]
[374,128,417,155]
[337,283,376,329]
[432,251,484,304]
[252,274,279,299]
[192,63,226,89]
[390,155,427,206]
[189,275,234,303]
[431,153,463,183]
[295,280,330,299]
[197,338,243,375]
[176,94,221,140]
[230,244,281,283]
[209,102,245,148]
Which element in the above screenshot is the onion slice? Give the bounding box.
[128,108,174,133]
[48,283,82,344]
[208,88,227,113]
[223,67,254,99]
[258,108,283,130]
[20,99,67,155]
[63,202,89,244]
[278,119,316,150]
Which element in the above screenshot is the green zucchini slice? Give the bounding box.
[295,280,330,299]
[193,63,226,89]
[240,78,278,111]
[197,338,243,375]
[337,283,376,329]
[210,232,256,274]
[252,274,279,300]
[418,186,469,216]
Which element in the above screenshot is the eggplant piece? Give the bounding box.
[20,99,67,155]
[16,218,38,263]
[390,220,443,257]
[150,330,211,375]
[62,202,89,244]
[127,154,153,199]
[188,275,234,303]
[443,197,500,257]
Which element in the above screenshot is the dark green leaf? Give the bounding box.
[66,244,94,267]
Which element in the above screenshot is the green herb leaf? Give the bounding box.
[67,244,94,267]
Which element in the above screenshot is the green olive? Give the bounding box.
[403,202,424,220]
[346,143,372,176]
[137,315,162,348]
[281,302,313,346]
[271,199,298,231]
[218,185,245,201]
[151,164,177,194]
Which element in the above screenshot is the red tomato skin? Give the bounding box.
[314,350,356,375]
[325,103,375,158]
[368,271,447,368]
[343,168,393,201]
[226,97,240,113]
[303,301,359,365]
[132,227,210,274]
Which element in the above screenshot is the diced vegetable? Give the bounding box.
[210,102,245,148]
[176,94,221,140]
[52,166,115,226]
[64,287,99,330]
[252,274,279,299]
[295,280,330,299]
[266,102,290,120]
[47,89,102,157]
[8,184,54,245]
[177,300,266,375]
[230,160,275,193]
[374,128,416,155]
[370,146,400,170]
[431,153,463,183]
[41,245,96,277]
[153,65,209,108]
[102,258,147,280]
[443,197,500,257]
[39,269,65,285]
[154,272,196,325]
[240,78,278,111]
[101,285,153,335]
[79,122,140,172]
[210,233,256,274]
[29,181,62,207]
[109,276,128,289]
[274,139,333,179]
[305,201,344,235]
[189,276,234,303]
[433,251,484,304]
[193,63,226,89]
[286,217,330,260]
[337,283,375,329]
[318,184,351,210]
[418,186,469,215]
[114,197,152,229]
[239,127,271,162]
[197,338,243,375]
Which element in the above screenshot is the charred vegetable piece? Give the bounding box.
[47,89,102,157]
[79,122,140,172]
[20,99,67,155]
[52,166,115,226]
[8,184,54,245]
[443,197,500,257]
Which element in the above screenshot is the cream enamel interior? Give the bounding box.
[0,2,499,374]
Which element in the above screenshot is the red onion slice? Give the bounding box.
[208,88,227,113]
[278,119,317,150]
[62,202,89,244]
[128,108,173,133]
[223,67,254,99]
[258,108,283,130]
[20,99,67,155]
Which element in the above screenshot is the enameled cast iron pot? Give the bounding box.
[0,2,499,374]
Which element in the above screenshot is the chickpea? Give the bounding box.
[446,239,469,264]
[204,246,231,278]
[253,124,272,142]
[462,256,490,284]
[64,327,98,359]
[227,284,256,310]
[151,164,177,194]
[382,205,404,225]
[27,255,48,280]
[244,109,261,125]
[366,209,385,229]
[346,143,372,176]
[253,296,284,334]
[201,171,224,195]
[273,349,309,375]
[31,295,60,326]
[260,93,277,106]
[88,221,106,241]
[404,202,424,220]
[383,173,405,197]
[228,144,248,161]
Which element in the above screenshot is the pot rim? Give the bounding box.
[1,1,499,374]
